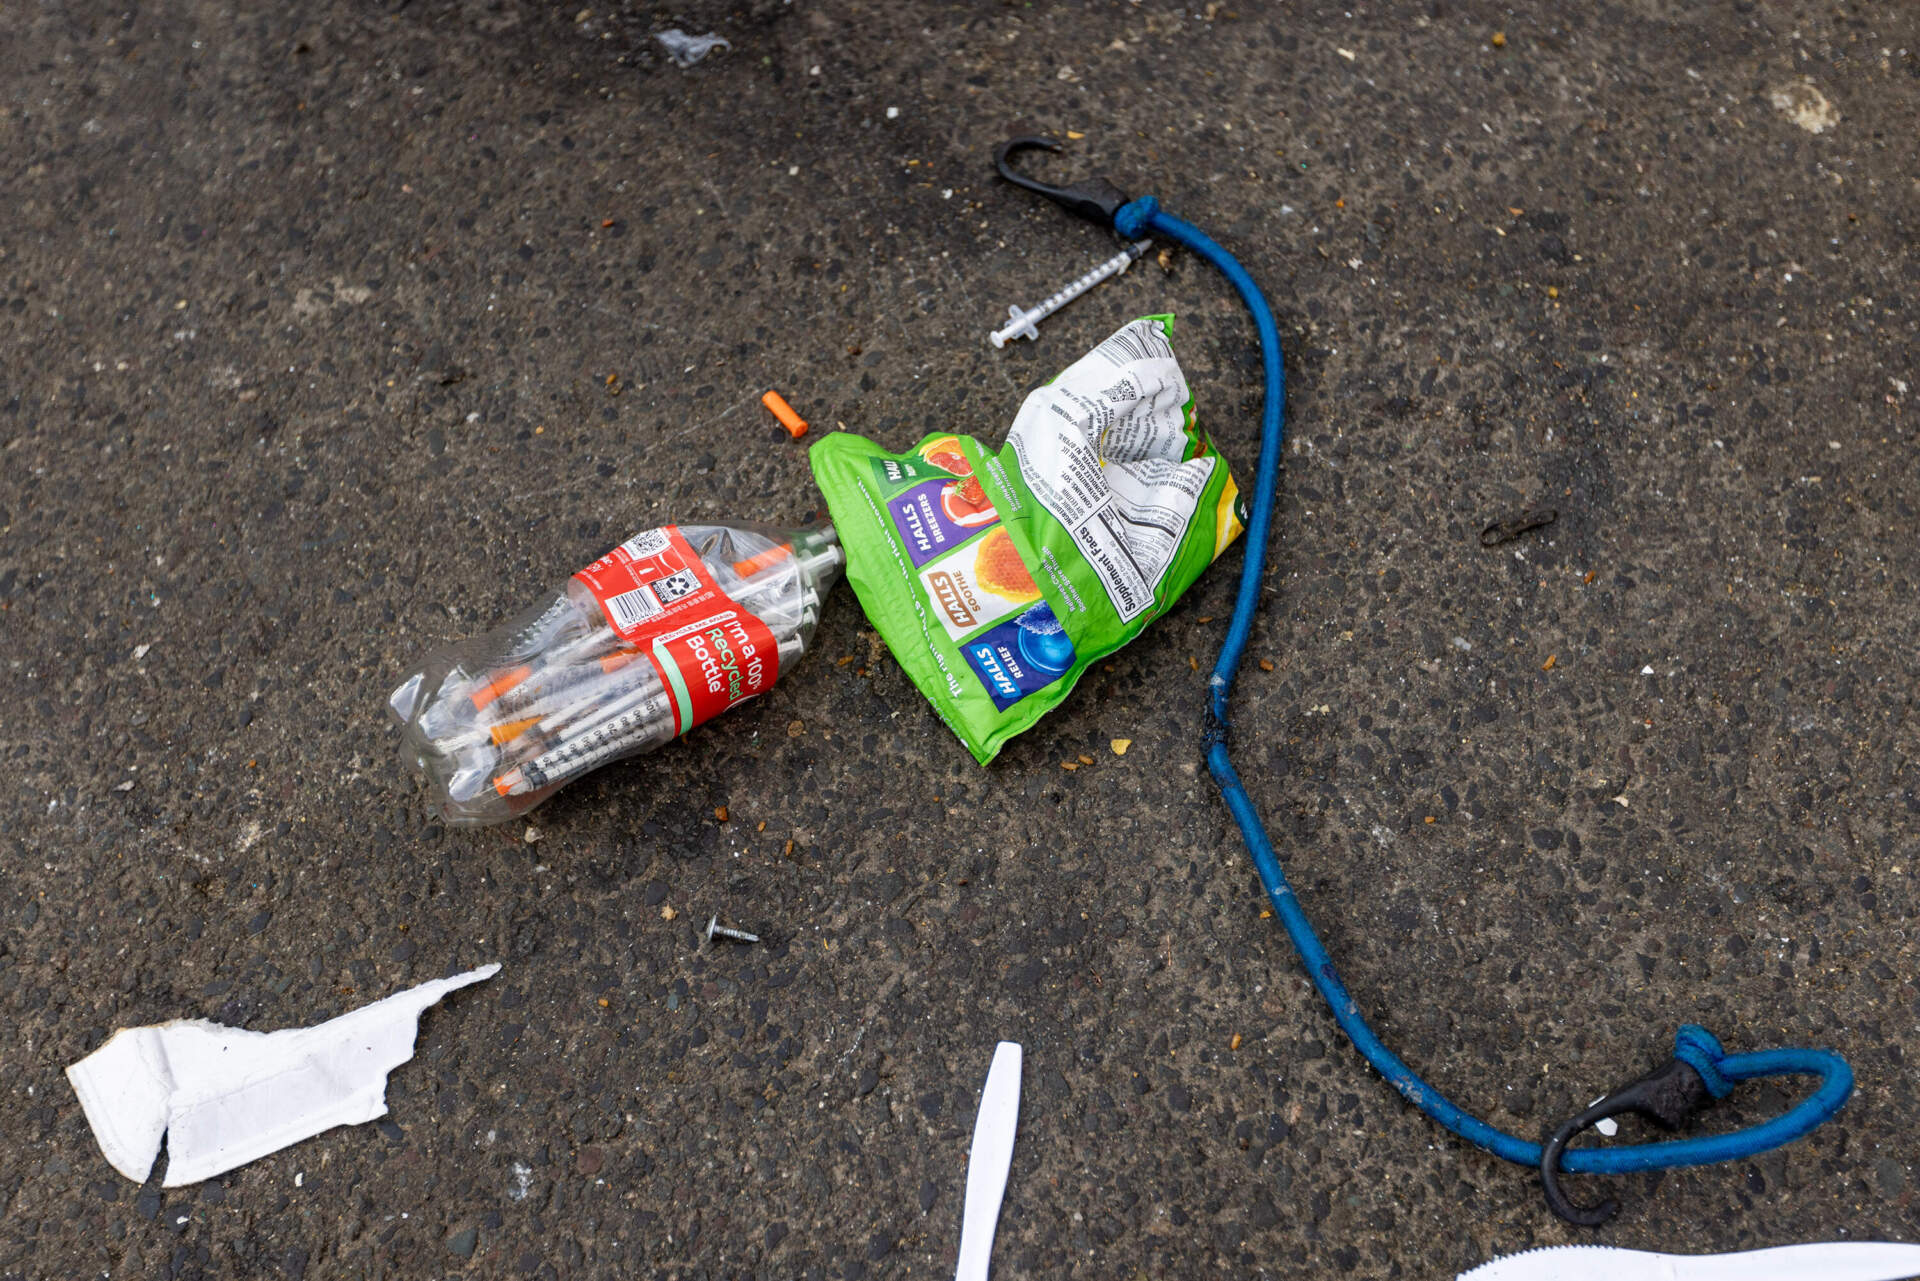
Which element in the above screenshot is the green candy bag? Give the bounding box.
[809,315,1246,763]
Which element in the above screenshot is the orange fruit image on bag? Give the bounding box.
[918,436,973,477]
[940,474,997,527]
[973,529,1040,604]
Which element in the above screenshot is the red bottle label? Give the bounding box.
[573,526,781,734]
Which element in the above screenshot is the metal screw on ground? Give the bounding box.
[703,914,759,947]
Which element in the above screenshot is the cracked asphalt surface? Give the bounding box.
[4,1,1919,1276]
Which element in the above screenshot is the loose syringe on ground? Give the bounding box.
[988,240,1150,348]
[390,520,842,825]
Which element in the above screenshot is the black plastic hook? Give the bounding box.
[1539,1057,1714,1226]
[992,137,1131,228]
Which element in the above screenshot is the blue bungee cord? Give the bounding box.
[994,138,1853,1225]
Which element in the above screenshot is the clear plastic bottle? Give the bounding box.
[389,520,842,824]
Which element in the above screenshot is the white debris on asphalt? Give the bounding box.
[67,965,500,1186]
[656,29,730,68]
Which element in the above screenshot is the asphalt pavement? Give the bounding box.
[4,1,1919,1277]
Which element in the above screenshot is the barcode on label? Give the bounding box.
[619,529,672,560]
[604,585,662,630]
[652,569,699,604]
[1096,323,1174,367]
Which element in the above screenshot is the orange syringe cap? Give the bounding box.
[761,390,807,439]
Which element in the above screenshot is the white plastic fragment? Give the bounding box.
[954,1042,1022,1281]
[1461,1240,1920,1280]
[655,29,730,68]
[66,964,499,1186]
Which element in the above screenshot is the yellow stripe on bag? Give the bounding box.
[1213,471,1245,560]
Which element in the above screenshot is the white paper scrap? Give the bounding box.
[67,963,499,1186]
